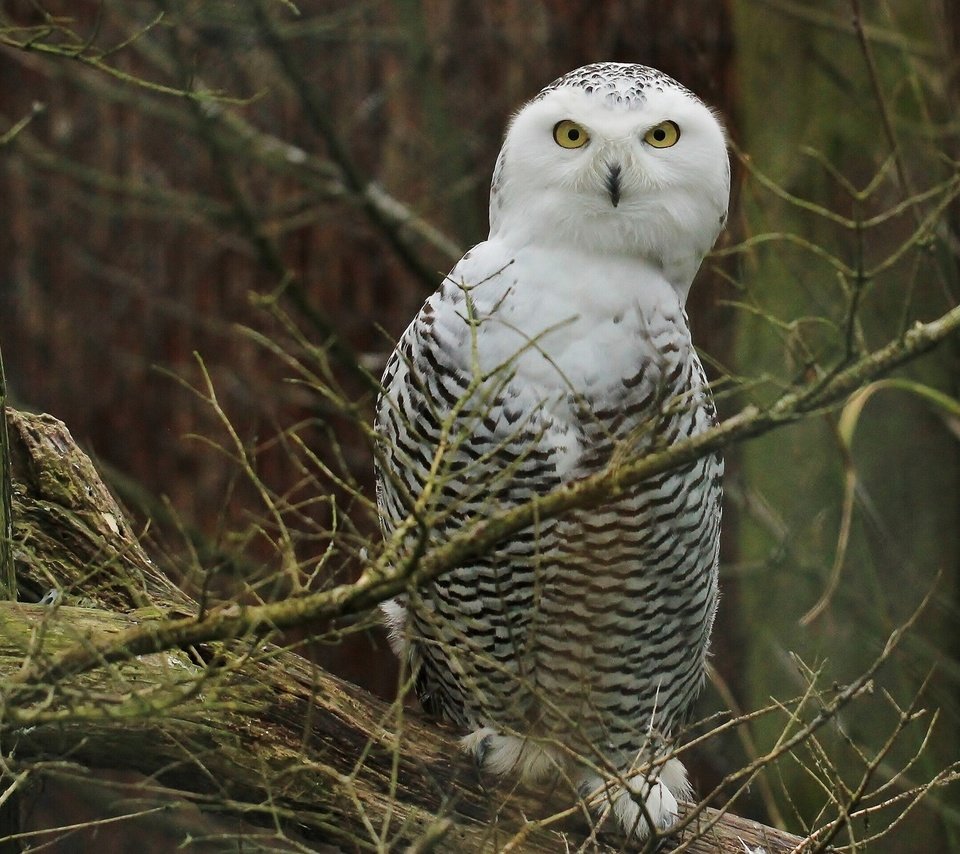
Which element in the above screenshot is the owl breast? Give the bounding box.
[376,240,721,758]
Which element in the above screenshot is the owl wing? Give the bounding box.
[375,262,570,727]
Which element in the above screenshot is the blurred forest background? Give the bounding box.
[1,0,959,851]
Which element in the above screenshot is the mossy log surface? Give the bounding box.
[0,408,811,853]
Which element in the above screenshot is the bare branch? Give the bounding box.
[16,300,960,686]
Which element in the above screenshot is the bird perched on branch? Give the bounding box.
[375,62,728,840]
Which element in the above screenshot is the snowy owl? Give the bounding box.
[375,62,728,840]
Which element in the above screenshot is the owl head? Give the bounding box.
[489,63,730,297]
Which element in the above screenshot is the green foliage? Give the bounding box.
[728,0,960,847]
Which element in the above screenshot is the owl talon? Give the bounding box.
[474,733,494,770]
[461,729,561,783]
[461,727,498,774]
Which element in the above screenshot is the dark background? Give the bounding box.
[1,1,958,850]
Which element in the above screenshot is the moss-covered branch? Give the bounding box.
[20,301,960,687]
[0,407,807,853]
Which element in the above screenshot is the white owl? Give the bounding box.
[376,62,729,840]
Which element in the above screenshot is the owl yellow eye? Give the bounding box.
[553,120,589,149]
[643,120,680,148]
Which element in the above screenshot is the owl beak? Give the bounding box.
[605,163,622,208]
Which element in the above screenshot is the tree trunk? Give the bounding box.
[0,407,809,854]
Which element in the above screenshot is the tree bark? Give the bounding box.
[0,408,810,853]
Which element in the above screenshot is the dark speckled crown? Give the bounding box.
[535,62,695,108]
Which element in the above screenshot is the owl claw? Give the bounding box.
[460,728,560,782]
[474,733,494,769]
[461,726,498,774]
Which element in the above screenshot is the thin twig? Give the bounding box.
[15,300,960,686]
[0,345,13,601]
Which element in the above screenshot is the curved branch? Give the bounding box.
[1,407,809,853]
[19,301,960,685]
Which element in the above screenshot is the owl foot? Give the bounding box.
[577,757,689,841]
[461,728,688,841]
[461,727,560,783]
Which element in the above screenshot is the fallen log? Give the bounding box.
[0,408,810,853]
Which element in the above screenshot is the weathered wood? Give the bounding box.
[0,408,812,853]
[7,410,192,614]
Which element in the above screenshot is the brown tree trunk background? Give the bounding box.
[0,0,740,717]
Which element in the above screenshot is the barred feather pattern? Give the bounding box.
[376,262,722,768]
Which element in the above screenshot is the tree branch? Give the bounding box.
[19,302,960,686]
[1,407,810,853]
